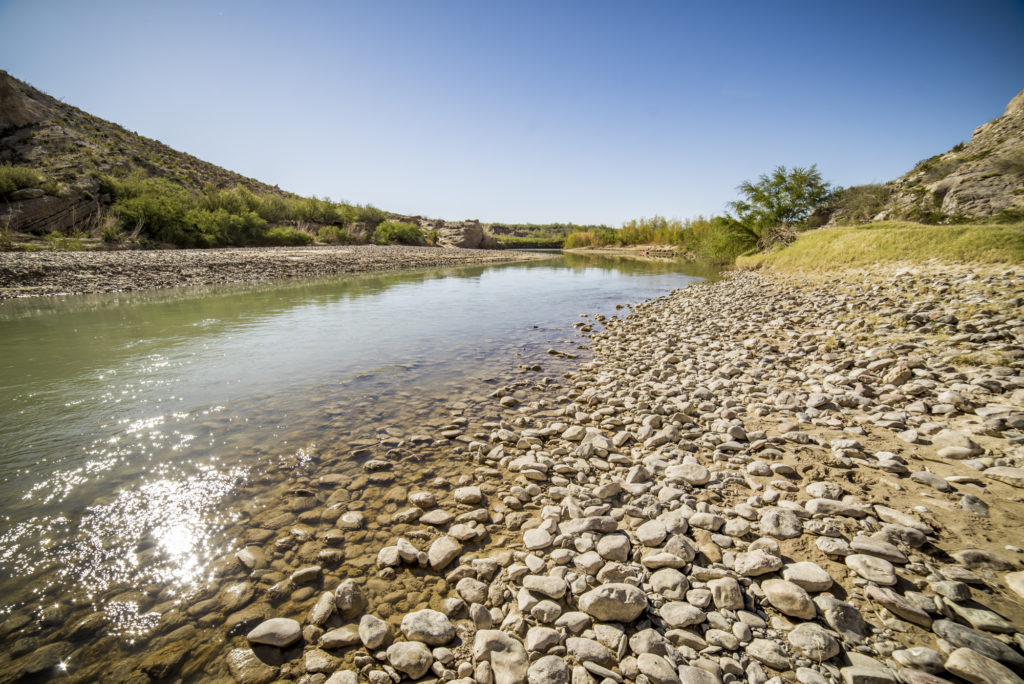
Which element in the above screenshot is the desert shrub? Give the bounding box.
[827,184,893,224]
[372,220,424,245]
[185,208,267,246]
[317,225,357,244]
[111,180,192,244]
[44,231,85,251]
[425,228,441,246]
[296,196,340,224]
[259,226,313,246]
[99,219,124,243]
[0,164,43,196]
[686,216,753,263]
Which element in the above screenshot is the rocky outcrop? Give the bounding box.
[396,215,503,249]
[0,192,101,235]
[884,87,1024,222]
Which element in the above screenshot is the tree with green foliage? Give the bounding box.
[727,165,832,248]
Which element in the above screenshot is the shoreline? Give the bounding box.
[0,244,555,299]
[3,261,1023,683]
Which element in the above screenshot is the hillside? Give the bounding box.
[0,71,282,196]
[822,88,1022,226]
[883,88,1024,223]
[0,71,496,249]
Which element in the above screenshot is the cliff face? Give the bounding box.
[883,88,1024,222]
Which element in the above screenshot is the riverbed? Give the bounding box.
[0,252,717,681]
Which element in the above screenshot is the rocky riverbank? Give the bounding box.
[3,263,1023,684]
[0,245,551,299]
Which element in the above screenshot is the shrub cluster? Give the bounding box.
[97,175,392,248]
[372,220,425,245]
[0,163,43,197]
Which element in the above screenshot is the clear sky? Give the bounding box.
[1,0,1022,225]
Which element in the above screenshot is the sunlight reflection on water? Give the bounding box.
[0,255,718,639]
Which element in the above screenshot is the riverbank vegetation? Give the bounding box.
[93,176,398,248]
[567,163,1023,267]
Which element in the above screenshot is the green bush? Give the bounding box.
[317,225,357,244]
[260,226,313,246]
[185,208,267,246]
[348,204,387,227]
[99,221,124,243]
[111,180,192,244]
[372,220,424,245]
[0,164,43,196]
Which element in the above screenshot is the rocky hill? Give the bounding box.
[881,88,1024,223]
[0,71,494,248]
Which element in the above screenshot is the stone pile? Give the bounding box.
[227,265,1024,682]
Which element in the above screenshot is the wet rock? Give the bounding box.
[428,535,463,570]
[226,648,279,684]
[359,614,390,649]
[247,617,302,648]
[334,578,366,617]
[454,486,483,504]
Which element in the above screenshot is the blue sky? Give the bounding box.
[2,0,1022,224]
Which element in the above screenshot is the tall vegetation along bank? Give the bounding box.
[564,216,752,264]
[97,175,403,248]
[565,165,833,263]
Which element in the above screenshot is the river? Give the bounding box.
[0,252,717,680]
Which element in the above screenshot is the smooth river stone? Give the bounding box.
[761,579,816,619]
[428,536,462,570]
[734,549,783,576]
[759,508,803,539]
[523,528,552,550]
[578,583,648,622]
[845,554,897,585]
[944,647,1024,684]
[1005,571,1024,600]
[400,609,454,645]
[246,618,302,647]
[788,622,840,661]
[386,642,433,679]
[782,561,833,591]
[864,585,931,627]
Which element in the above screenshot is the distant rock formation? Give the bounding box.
[883,87,1024,222]
[393,215,501,249]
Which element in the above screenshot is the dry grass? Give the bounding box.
[737,221,1024,270]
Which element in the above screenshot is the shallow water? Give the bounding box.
[0,252,716,677]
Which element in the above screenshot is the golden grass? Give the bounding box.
[736,221,1024,270]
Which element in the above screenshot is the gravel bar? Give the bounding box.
[0,245,553,299]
